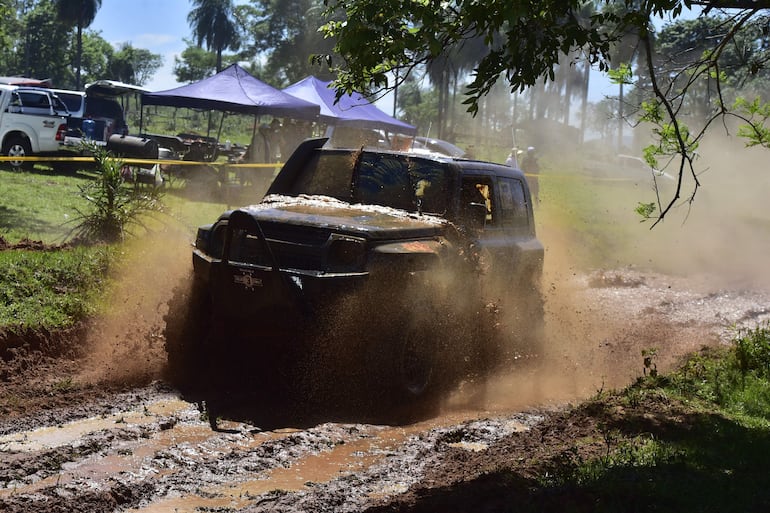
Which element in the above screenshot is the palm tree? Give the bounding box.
[56,0,102,90]
[188,0,241,72]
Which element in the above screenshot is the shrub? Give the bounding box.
[71,145,164,243]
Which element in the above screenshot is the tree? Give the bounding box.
[239,0,338,86]
[173,41,219,83]
[77,30,113,85]
[188,0,241,72]
[108,43,162,86]
[55,0,102,90]
[317,0,770,225]
[21,0,72,85]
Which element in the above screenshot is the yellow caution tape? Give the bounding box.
[0,156,649,182]
[0,155,281,167]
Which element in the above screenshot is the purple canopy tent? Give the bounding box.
[282,76,416,136]
[140,64,320,161]
[141,64,320,119]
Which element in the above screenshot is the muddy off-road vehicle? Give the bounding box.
[165,138,544,411]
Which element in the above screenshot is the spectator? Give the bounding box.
[505,147,522,168]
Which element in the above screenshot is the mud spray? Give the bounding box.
[73,130,769,419]
[76,223,194,386]
[459,130,770,415]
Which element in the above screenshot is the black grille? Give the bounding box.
[258,222,331,271]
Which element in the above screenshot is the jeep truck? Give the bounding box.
[165,138,544,409]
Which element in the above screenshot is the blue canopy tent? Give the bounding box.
[282,76,416,137]
[141,64,320,119]
[140,64,320,160]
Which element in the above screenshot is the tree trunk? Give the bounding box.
[580,61,590,143]
[75,22,83,90]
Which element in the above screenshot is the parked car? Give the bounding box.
[165,137,544,417]
[412,136,467,158]
[55,80,148,146]
[0,84,68,169]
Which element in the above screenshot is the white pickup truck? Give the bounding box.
[0,84,69,169]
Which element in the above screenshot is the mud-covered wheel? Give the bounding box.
[373,308,445,423]
[395,325,436,399]
[163,275,212,387]
[2,136,32,170]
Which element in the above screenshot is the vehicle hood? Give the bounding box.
[233,194,448,240]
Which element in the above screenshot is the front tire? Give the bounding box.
[2,136,32,170]
[393,321,436,400]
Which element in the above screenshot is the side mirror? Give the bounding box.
[464,202,488,231]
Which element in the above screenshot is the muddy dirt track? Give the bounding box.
[2,245,769,513]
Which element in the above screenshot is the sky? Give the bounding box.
[90,0,194,92]
[89,1,697,107]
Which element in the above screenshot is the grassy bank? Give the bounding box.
[529,324,770,512]
[0,245,115,329]
[0,165,228,332]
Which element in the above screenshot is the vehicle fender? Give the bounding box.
[1,128,34,150]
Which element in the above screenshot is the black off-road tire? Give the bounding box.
[163,276,212,389]
[365,284,450,422]
[391,317,437,400]
[2,136,32,170]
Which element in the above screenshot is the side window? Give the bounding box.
[57,93,83,114]
[498,177,529,230]
[460,176,495,226]
[51,96,68,114]
[18,91,50,109]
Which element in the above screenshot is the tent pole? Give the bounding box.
[217,112,226,143]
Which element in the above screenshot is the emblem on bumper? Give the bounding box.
[234,270,263,290]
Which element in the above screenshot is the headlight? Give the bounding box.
[325,235,366,272]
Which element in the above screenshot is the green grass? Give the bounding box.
[536,159,664,270]
[0,165,94,243]
[0,165,230,332]
[532,325,770,512]
[0,244,115,329]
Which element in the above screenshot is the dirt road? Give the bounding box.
[2,264,768,513]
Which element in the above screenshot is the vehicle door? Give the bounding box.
[4,91,63,144]
[459,173,543,286]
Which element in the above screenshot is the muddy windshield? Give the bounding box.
[287,151,449,215]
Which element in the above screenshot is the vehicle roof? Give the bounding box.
[412,136,467,157]
[318,144,527,180]
[0,84,64,95]
[85,80,149,97]
[0,76,50,87]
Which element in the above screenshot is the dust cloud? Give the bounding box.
[73,128,769,420]
[77,224,193,386]
[589,131,770,288]
[451,129,770,414]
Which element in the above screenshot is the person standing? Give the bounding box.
[505,147,522,168]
